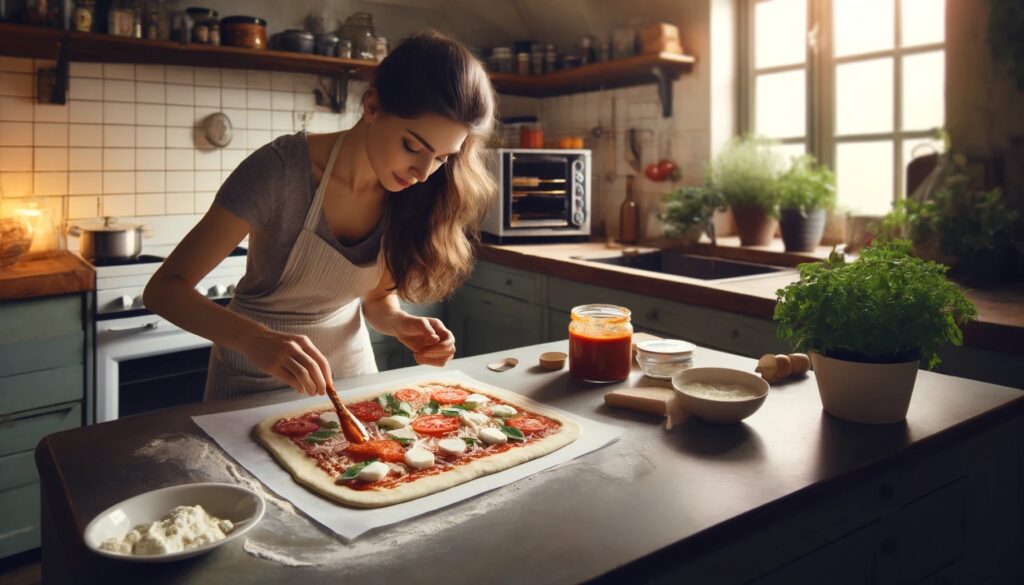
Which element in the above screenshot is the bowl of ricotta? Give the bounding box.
[84,482,265,562]
[671,367,769,423]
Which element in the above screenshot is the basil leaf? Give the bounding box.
[500,425,526,442]
[462,437,478,447]
[379,393,403,415]
[339,459,377,481]
[305,428,338,444]
[397,401,415,418]
[441,407,465,418]
[420,400,440,415]
[321,420,340,430]
[393,436,414,446]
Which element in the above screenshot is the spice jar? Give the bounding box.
[516,52,530,75]
[339,39,352,59]
[569,304,633,383]
[635,339,695,379]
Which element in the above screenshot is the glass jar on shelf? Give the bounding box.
[340,12,376,60]
[72,0,95,32]
[374,35,388,61]
[107,0,135,36]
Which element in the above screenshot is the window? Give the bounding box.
[743,0,945,215]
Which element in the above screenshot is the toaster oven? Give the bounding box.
[482,149,591,243]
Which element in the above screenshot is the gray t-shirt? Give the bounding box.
[214,132,383,297]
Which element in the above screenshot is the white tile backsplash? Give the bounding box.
[0,57,35,73]
[103,64,134,80]
[69,123,102,147]
[135,126,165,148]
[103,147,134,170]
[136,171,165,193]
[165,105,194,127]
[0,96,34,121]
[195,170,221,191]
[136,148,165,170]
[194,68,221,87]
[103,79,135,102]
[195,86,220,107]
[0,171,32,196]
[34,171,68,195]
[34,123,68,146]
[0,147,32,171]
[0,72,33,97]
[69,100,103,124]
[103,125,135,147]
[136,192,165,216]
[166,66,194,85]
[135,103,166,126]
[165,83,195,106]
[166,170,194,192]
[103,170,134,193]
[34,147,68,171]
[69,77,104,101]
[103,101,135,125]
[166,148,193,170]
[135,65,165,83]
[136,82,166,104]
[35,103,69,123]
[69,148,102,171]
[69,171,102,195]
[103,193,135,216]
[68,195,100,218]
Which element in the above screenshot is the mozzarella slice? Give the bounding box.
[459,411,490,428]
[377,415,411,430]
[489,405,518,418]
[319,411,340,426]
[438,438,467,455]
[386,427,418,441]
[479,427,508,445]
[356,461,390,482]
[463,393,491,409]
[404,447,435,470]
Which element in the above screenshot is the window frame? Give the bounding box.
[740,0,946,208]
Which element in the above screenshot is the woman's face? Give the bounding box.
[364,92,470,192]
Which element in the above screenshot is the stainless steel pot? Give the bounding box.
[69,217,148,262]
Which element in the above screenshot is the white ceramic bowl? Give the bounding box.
[83,482,265,562]
[671,367,770,423]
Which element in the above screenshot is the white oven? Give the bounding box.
[91,249,246,422]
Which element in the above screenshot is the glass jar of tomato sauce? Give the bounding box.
[568,304,633,383]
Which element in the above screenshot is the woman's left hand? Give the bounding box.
[394,316,456,367]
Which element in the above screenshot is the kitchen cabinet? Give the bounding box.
[368,300,446,372]
[453,260,787,359]
[0,294,88,559]
[448,262,546,357]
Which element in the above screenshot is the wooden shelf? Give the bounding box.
[489,52,695,97]
[0,23,695,104]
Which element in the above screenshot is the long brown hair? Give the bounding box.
[374,31,496,303]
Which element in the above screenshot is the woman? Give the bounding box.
[144,31,496,400]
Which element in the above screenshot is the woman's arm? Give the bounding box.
[362,271,456,367]
[143,204,330,395]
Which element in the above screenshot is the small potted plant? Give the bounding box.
[775,154,836,252]
[708,135,783,246]
[659,185,726,246]
[773,240,977,424]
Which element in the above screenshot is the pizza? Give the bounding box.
[254,381,581,507]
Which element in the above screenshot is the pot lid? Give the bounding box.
[636,339,695,356]
[74,216,143,231]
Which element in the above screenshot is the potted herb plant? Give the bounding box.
[776,154,836,252]
[708,135,783,246]
[773,240,977,424]
[659,185,726,246]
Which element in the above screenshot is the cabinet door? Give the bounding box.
[372,340,406,372]
[448,286,543,357]
[750,523,881,585]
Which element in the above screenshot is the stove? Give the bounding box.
[91,247,248,422]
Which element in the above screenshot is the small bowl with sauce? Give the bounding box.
[671,367,769,424]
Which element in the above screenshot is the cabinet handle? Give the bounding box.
[505,278,514,286]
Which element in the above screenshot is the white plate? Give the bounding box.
[83,482,265,562]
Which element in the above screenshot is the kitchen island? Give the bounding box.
[36,341,1024,584]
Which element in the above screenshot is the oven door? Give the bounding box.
[95,314,213,422]
[506,153,573,229]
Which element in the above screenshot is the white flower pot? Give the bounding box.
[810,352,920,424]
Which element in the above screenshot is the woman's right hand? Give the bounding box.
[238,330,332,396]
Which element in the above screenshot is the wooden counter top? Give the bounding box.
[477,241,1024,356]
[0,253,94,302]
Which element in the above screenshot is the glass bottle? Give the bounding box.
[619,175,638,244]
[72,0,95,32]
[568,304,633,383]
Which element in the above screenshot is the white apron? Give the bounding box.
[205,134,383,400]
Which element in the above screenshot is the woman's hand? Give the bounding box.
[238,329,332,396]
[394,316,456,367]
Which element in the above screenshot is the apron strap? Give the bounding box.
[304,133,346,231]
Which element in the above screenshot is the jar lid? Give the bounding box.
[221,16,267,27]
[636,339,695,356]
[186,7,218,18]
[282,29,314,40]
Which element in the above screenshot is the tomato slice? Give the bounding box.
[395,388,425,407]
[347,400,386,422]
[273,418,320,437]
[506,415,549,434]
[344,439,406,463]
[411,414,461,437]
[430,387,469,405]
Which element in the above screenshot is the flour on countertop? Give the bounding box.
[135,431,645,570]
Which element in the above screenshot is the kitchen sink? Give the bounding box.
[581,250,788,281]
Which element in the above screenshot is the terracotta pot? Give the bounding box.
[730,205,777,246]
[811,352,919,424]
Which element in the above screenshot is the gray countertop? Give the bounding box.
[36,341,1024,584]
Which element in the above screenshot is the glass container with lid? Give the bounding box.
[569,304,633,383]
[635,339,695,379]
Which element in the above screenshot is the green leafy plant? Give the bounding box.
[773,240,976,369]
[879,152,1021,283]
[707,135,784,215]
[660,185,726,241]
[776,154,836,212]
